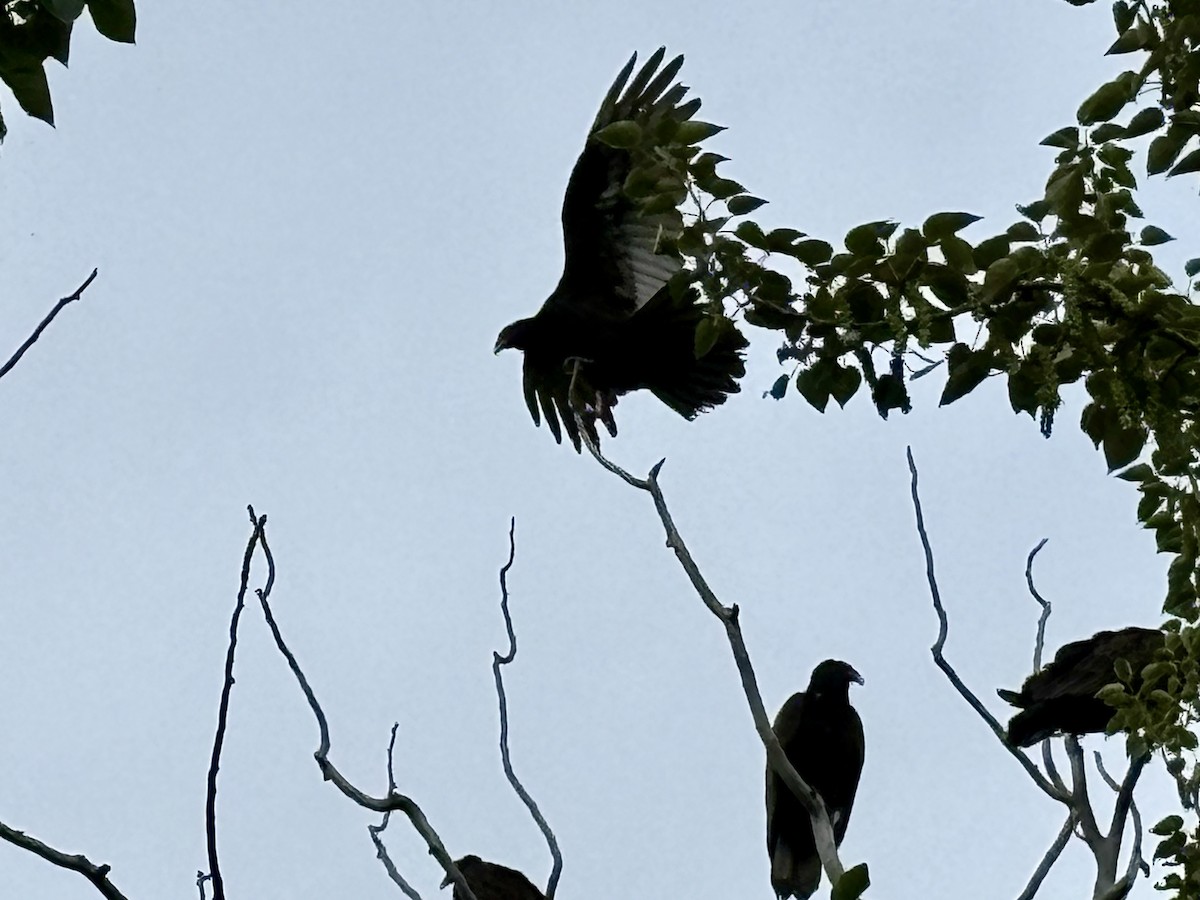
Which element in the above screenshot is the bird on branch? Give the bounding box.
[441,855,546,900]
[494,47,747,451]
[999,625,1166,747]
[766,659,865,900]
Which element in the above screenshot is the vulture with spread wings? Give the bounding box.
[999,626,1166,747]
[494,48,747,450]
[766,660,865,900]
[441,855,546,900]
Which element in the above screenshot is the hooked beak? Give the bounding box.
[850,668,864,686]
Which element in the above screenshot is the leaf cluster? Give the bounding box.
[0,0,135,140]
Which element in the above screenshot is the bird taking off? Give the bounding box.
[494,48,747,451]
[766,659,865,900]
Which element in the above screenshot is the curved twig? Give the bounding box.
[0,820,129,900]
[367,724,423,900]
[580,429,846,887]
[1024,539,1067,795]
[0,268,98,382]
[907,447,1068,803]
[492,519,563,899]
[250,515,477,900]
[204,506,264,900]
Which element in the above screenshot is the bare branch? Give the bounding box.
[0,820,129,900]
[492,518,563,899]
[580,428,846,887]
[204,505,264,900]
[367,724,423,900]
[1023,539,1067,795]
[1065,737,1102,846]
[249,515,478,900]
[0,269,99,382]
[196,871,210,900]
[906,447,1068,803]
[1015,812,1076,900]
[1094,751,1150,900]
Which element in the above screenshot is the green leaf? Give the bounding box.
[1125,107,1165,138]
[1104,420,1147,471]
[726,195,767,215]
[1116,463,1153,482]
[693,316,721,359]
[1006,221,1040,242]
[1091,122,1126,143]
[1168,148,1200,177]
[922,211,982,241]
[1185,258,1200,278]
[1147,130,1188,175]
[675,120,725,144]
[1040,126,1079,149]
[1140,225,1174,245]
[1016,200,1051,222]
[981,257,1020,301]
[831,863,870,900]
[1114,657,1133,684]
[972,235,1011,271]
[594,120,641,149]
[844,222,888,257]
[939,235,976,274]
[796,360,834,412]
[734,220,768,249]
[830,364,861,408]
[941,344,992,405]
[87,0,136,42]
[706,177,746,200]
[0,63,54,125]
[792,239,833,266]
[1152,815,1184,836]
[767,374,789,400]
[42,0,86,21]
[1112,1,1135,33]
[1107,25,1146,55]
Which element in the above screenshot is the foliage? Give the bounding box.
[621,2,1200,896]
[0,0,135,140]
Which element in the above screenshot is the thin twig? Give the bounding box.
[205,505,264,900]
[367,724,423,900]
[906,447,1068,802]
[0,820,129,900]
[492,518,563,899]
[196,871,210,900]
[1024,539,1067,795]
[1015,813,1076,900]
[250,517,478,900]
[0,269,98,382]
[580,427,846,887]
[1094,751,1150,899]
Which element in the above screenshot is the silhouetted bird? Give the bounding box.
[766,659,865,900]
[494,48,747,450]
[441,855,546,900]
[1000,626,1166,747]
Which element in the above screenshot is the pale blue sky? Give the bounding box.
[0,2,1191,898]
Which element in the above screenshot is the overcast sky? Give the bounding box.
[0,2,1193,898]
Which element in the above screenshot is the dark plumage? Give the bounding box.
[441,855,545,900]
[1000,626,1165,747]
[494,48,747,450]
[766,660,865,900]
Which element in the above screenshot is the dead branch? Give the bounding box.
[249,512,479,900]
[0,268,98,382]
[580,430,847,888]
[1094,751,1150,900]
[1024,540,1067,796]
[1015,812,1076,900]
[492,518,563,899]
[367,723,423,900]
[0,820,129,900]
[906,447,1067,803]
[203,506,264,900]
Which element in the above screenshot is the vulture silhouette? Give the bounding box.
[494,48,747,450]
[766,659,865,900]
[1000,626,1166,747]
[441,855,546,900]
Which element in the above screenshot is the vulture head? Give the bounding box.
[808,659,864,695]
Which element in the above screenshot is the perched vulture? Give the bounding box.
[766,659,865,900]
[1000,626,1166,747]
[441,855,546,900]
[494,48,748,450]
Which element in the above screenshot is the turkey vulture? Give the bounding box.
[1000,626,1165,747]
[494,48,748,450]
[766,659,865,900]
[441,855,546,900]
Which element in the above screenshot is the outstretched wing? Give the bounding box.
[554,48,701,317]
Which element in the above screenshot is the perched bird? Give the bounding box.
[999,626,1166,747]
[494,48,747,451]
[441,855,546,900]
[766,659,865,900]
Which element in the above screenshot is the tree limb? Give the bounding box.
[1015,812,1076,900]
[203,506,264,900]
[580,430,847,888]
[906,447,1068,803]
[1024,539,1067,795]
[0,268,98,382]
[367,723,423,900]
[492,518,563,899]
[249,512,478,900]
[0,820,129,900]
